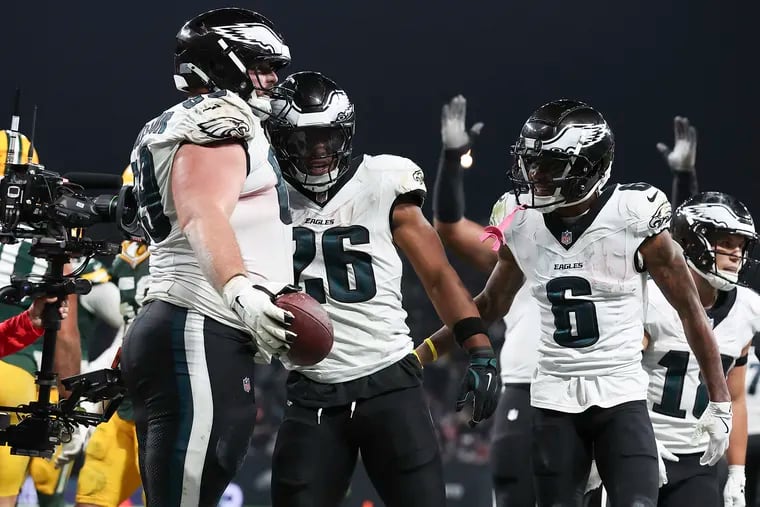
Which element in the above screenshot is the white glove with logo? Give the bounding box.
[657,439,679,487]
[222,275,295,363]
[692,401,732,466]
[656,116,697,172]
[55,424,93,468]
[724,465,746,507]
[441,95,484,150]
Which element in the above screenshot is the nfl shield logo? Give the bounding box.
[561,230,572,245]
[242,377,251,393]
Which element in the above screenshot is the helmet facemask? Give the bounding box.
[509,128,612,213]
[269,124,353,194]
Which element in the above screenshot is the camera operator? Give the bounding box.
[0,296,68,358]
[0,130,82,507]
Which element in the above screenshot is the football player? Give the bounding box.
[644,192,760,506]
[0,131,81,507]
[264,72,499,507]
[417,99,731,506]
[431,95,540,506]
[119,8,297,507]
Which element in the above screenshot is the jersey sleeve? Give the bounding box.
[180,92,257,146]
[371,154,427,206]
[623,183,672,240]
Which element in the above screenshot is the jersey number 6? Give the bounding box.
[546,276,600,348]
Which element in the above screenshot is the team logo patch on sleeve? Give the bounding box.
[649,201,672,230]
[198,116,250,139]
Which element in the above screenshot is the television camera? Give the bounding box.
[0,152,140,457]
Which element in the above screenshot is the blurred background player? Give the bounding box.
[75,169,149,507]
[430,95,540,506]
[643,192,760,506]
[420,99,731,506]
[119,8,297,506]
[265,72,499,507]
[0,130,82,507]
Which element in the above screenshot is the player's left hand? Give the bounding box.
[692,401,732,466]
[455,347,500,426]
[55,424,93,468]
[441,95,484,151]
[724,465,746,507]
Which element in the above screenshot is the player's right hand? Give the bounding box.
[656,439,679,486]
[656,116,697,172]
[455,347,500,426]
[222,275,295,358]
[692,401,732,466]
[441,95,484,151]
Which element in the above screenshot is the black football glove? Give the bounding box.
[455,347,501,427]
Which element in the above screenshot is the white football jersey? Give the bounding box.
[282,154,426,383]
[502,183,672,412]
[490,192,540,384]
[746,345,760,436]
[131,90,293,329]
[644,282,760,453]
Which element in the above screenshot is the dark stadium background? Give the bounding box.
[1,1,756,505]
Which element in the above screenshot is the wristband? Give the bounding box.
[453,317,487,347]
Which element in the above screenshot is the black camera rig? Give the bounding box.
[0,156,137,457]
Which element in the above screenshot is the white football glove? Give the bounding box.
[222,275,295,362]
[441,95,484,150]
[656,116,697,172]
[55,424,93,468]
[585,459,602,493]
[692,401,732,466]
[656,439,679,487]
[724,465,746,507]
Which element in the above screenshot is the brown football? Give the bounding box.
[275,291,334,366]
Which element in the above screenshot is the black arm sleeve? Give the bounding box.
[671,170,698,209]
[432,147,468,223]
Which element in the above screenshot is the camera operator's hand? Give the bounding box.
[28,297,68,329]
[55,424,93,468]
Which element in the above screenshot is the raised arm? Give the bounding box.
[656,116,698,209]
[432,95,497,274]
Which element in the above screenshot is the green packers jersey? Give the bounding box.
[110,242,150,421]
[77,258,112,361]
[0,242,50,374]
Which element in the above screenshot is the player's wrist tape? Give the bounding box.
[453,317,487,347]
[423,337,438,361]
[412,350,423,367]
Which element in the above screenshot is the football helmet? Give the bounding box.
[671,192,759,290]
[174,8,291,113]
[265,71,355,195]
[0,130,39,177]
[509,99,614,213]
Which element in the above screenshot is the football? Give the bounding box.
[275,291,334,366]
